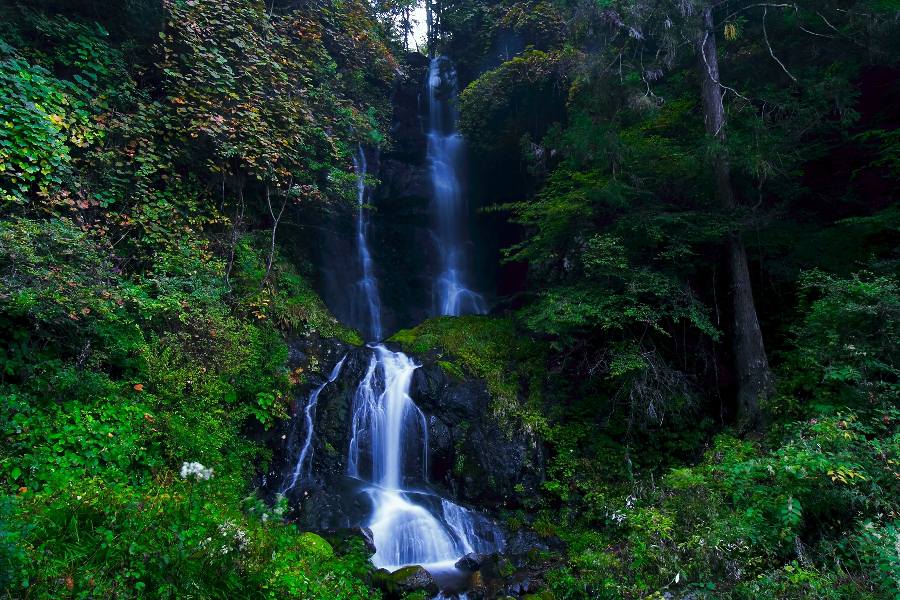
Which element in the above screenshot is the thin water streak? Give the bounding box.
[351,146,384,341]
[281,355,347,493]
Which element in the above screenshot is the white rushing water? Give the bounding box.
[281,355,346,493]
[351,146,384,342]
[427,56,487,317]
[347,344,502,571]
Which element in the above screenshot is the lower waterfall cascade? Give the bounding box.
[347,344,503,571]
[278,344,505,595]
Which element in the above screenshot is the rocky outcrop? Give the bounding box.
[256,334,559,599]
[368,52,434,331]
[410,355,545,507]
[385,52,430,165]
[262,338,544,528]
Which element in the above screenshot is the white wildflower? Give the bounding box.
[218,520,249,552]
[180,461,214,480]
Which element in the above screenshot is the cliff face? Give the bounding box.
[311,53,434,339]
[370,52,435,334]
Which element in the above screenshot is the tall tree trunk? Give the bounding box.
[696,6,773,431]
[402,6,410,52]
[426,0,433,56]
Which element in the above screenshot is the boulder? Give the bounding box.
[505,529,550,556]
[455,552,485,571]
[372,565,439,598]
[359,526,376,555]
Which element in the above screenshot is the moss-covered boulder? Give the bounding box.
[371,565,439,597]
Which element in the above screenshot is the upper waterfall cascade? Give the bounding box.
[427,56,487,317]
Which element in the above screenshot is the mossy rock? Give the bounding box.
[389,315,548,434]
[372,565,438,597]
[438,359,466,380]
[297,532,334,559]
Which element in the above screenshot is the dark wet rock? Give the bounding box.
[505,529,550,556]
[376,158,431,203]
[362,51,434,331]
[455,552,485,571]
[385,52,430,165]
[292,475,372,531]
[479,554,515,581]
[372,565,439,597]
[359,526,376,555]
[410,356,545,507]
[318,526,378,559]
[466,549,560,599]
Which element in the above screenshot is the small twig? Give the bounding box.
[762,6,797,83]
[796,23,833,38]
[719,2,796,23]
[818,11,841,32]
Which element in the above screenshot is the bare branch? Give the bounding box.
[719,2,796,24]
[817,11,841,32]
[264,185,286,284]
[762,6,797,83]
[700,30,751,105]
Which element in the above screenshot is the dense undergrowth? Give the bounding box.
[439,0,898,597]
[398,272,899,598]
[0,219,375,598]
[0,0,388,597]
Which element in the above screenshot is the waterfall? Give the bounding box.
[351,146,383,342]
[282,61,502,591]
[281,355,346,493]
[340,59,500,577]
[442,499,505,556]
[427,56,487,317]
[347,344,500,571]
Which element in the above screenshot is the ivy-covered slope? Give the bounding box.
[0,0,394,596]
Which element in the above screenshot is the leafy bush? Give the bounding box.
[0,218,374,598]
[777,270,900,416]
